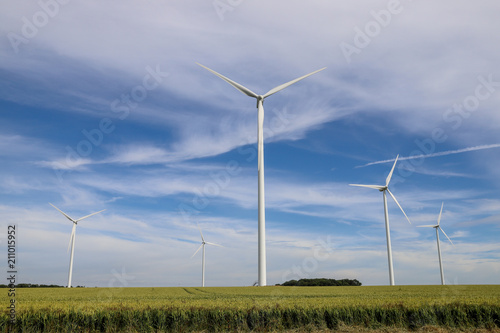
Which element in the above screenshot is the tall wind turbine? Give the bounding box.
[418,202,453,285]
[191,223,222,287]
[50,203,105,288]
[350,155,411,286]
[198,63,326,286]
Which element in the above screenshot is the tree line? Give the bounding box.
[278,278,362,286]
[0,283,65,288]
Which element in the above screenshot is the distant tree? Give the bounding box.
[282,280,298,286]
[0,283,65,288]
[279,278,361,287]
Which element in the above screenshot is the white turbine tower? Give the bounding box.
[191,224,222,287]
[417,202,453,285]
[198,63,326,286]
[350,155,411,286]
[50,203,105,288]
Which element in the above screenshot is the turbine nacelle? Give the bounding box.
[256,96,264,108]
[349,155,410,225]
[418,202,453,245]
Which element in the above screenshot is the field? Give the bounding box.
[2,285,500,332]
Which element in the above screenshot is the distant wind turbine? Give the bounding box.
[50,203,105,288]
[350,155,411,286]
[417,202,454,285]
[198,63,326,286]
[191,223,222,287]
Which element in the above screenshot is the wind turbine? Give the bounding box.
[417,202,453,285]
[191,223,222,287]
[350,155,411,286]
[50,203,105,288]
[198,63,326,286]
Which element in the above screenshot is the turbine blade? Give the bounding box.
[387,189,411,224]
[67,223,76,253]
[349,184,384,190]
[197,63,259,98]
[76,209,106,222]
[50,203,76,223]
[205,242,223,247]
[385,155,399,187]
[196,222,205,243]
[417,225,438,228]
[439,227,454,246]
[191,244,203,258]
[437,202,444,225]
[262,67,326,98]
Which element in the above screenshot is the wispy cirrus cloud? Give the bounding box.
[358,143,500,168]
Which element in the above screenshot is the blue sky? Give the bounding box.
[1,0,499,287]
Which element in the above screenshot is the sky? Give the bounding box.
[1,0,499,288]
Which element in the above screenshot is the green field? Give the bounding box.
[2,285,500,332]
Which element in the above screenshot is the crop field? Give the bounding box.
[2,285,500,332]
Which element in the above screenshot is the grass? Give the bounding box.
[1,285,499,332]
